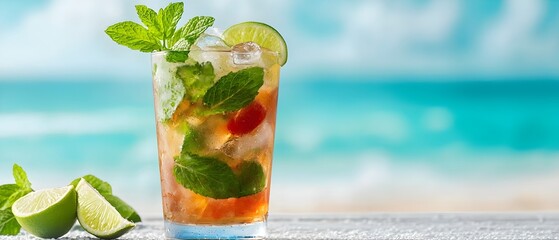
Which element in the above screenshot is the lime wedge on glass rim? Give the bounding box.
[12,185,77,239]
[76,179,135,239]
[223,21,288,66]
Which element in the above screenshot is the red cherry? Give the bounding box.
[227,101,267,135]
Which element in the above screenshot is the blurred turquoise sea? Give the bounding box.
[2,77,559,213]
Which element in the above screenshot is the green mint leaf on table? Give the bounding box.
[105,21,161,52]
[0,209,20,236]
[237,161,266,197]
[135,5,163,39]
[1,189,29,211]
[174,153,240,199]
[0,164,33,235]
[0,185,19,211]
[71,175,141,222]
[176,61,215,101]
[203,67,264,114]
[0,164,32,211]
[166,51,189,63]
[12,164,31,190]
[171,16,215,50]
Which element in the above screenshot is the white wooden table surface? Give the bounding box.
[4,213,559,239]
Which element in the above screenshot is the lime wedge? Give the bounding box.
[223,22,288,66]
[76,179,135,239]
[12,185,77,239]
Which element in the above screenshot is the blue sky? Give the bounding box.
[0,0,558,80]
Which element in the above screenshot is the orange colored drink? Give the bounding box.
[151,49,280,238]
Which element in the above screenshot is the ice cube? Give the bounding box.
[191,33,230,51]
[220,122,273,160]
[197,115,231,151]
[231,42,262,65]
[205,27,224,39]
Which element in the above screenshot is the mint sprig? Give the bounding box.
[106,2,215,58]
[0,164,33,235]
[0,165,32,211]
[202,67,265,114]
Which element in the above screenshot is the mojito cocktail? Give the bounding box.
[153,46,280,238]
[105,3,287,238]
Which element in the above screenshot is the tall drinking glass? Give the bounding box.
[151,49,280,239]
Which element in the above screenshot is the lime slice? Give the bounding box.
[223,22,288,66]
[12,185,77,239]
[76,179,135,239]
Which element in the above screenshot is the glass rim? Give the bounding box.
[151,49,280,56]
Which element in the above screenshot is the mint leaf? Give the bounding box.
[160,2,183,39]
[0,185,19,210]
[203,67,264,114]
[1,189,29,211]
[0,165,32,211]
[105,21,161,52]
[155,69,186,121]
[176,61,215,101]
[71,175,141,222]
[237,161,266,197]
[70,175,112,196]
[0,209,20,236]
[135,5,163,39]
[170,16,215,50]
[12,164,31,190]
[174,153,240,199]
[107,3,213,53]
[104,195,142,223]
[181,125,204,155]
[166,51,189,63]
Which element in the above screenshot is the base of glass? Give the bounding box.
[164,220,267,239]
